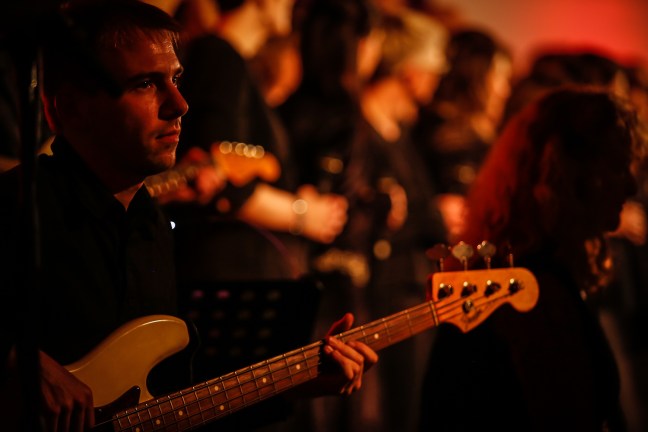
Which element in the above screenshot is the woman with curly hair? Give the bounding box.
[420,87,646,431]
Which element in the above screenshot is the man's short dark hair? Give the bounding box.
[42,0,182,98]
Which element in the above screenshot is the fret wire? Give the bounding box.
[135,405,145,430]
[235,372,243,404]
[300,345,314,380]
[194,385,206,427]
[252,364,260,399]
[180,392,190,425]
[383,317,392,343]
[285,352,295,387]
[406,309,413,336]
[267,358,279,395]
[142,400,151,426]
[222,377,231,413]
[359,324,368,345]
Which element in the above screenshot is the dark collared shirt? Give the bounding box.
[0,137,177,365]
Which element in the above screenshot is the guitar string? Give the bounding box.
[102,288,520,430]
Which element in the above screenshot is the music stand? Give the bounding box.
[178,276,323,382]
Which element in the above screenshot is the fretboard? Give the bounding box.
[107,300,442,431]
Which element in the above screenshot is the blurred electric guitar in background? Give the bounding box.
[145,141,281,197]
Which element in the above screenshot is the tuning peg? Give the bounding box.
[451,241,474,270]
[508,278,521,294]
[477,241,496,269]
[436,283,454,300]
[426,243,450,272]
[484,280,501,297]
[460,281,477,297]
[502,242,515,267]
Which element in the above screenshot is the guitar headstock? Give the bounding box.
[428,267,539,333]
[213,141,281,186]
[426,241,539,333]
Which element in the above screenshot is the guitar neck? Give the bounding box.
[105,301,440,431]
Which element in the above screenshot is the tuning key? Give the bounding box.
[436,283,454,300]
[508,278,521,293]
[484,280,501,297]
[460,281,477,297]
[451,241,474,270]
[502,242,515,267]
[477,241,496,269]
[426,243,450,272]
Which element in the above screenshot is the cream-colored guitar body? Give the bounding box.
[66,315,189,407]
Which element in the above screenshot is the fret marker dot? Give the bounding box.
[135,428,141,432]
[214,385,219,391]
[373,333,380,340]
[220,405,225,411]
[156,420,161,425]
[262,378,267,383]
[179,410,184,416]
[296,364,301,370]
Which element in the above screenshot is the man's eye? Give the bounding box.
[137,80,153,89]
[173,75,182,87]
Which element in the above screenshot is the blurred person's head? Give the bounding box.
[432,28,512,123]
[297,0,381,98]
[249,35,302,107]
[463,87,645,291]
[378,7,448,105]
[505,50,628,123]
[216,0,294,36]
[173,0,221,43]
[624,63,648,125]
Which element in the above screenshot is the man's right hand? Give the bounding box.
[39,351,94,432]
[2,349,95,432]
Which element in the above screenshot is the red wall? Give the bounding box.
[438,0,648,75]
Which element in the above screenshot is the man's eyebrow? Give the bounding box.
[123,67,184,85]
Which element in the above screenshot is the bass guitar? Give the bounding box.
[67,267,539,431]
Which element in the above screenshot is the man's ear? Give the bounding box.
[41,94,61,134]
[43,87,81,134]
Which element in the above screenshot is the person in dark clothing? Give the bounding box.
[0,1,377,431]
[356,8,449,432]
[278,2,390,429]
[171,0,348,285]
[412,28,513,243]
[420,87,646,431]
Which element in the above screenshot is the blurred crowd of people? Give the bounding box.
[1,0,648,431]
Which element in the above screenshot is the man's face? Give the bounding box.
[64,32,188,184]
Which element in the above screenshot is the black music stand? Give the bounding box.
[178,276,323,382]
